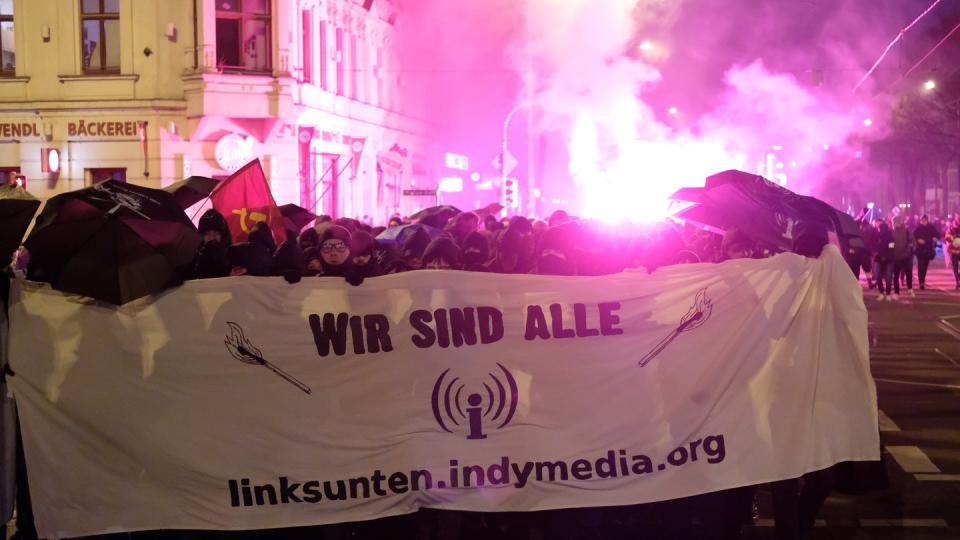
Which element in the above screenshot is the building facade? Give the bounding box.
[0,0,434,223]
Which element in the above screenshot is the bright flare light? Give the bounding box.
[639,41,654,51]
[667,106,678,115]
[863,118,873,126]
[569,107,745,223]
[924,80,937,91]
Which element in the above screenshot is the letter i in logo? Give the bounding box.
[466,394,486,440]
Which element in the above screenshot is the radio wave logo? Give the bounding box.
[430,363,518,440]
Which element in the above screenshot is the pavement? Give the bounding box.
[6,262,960,539]
[742,261,960,539]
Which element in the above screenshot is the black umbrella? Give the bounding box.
[162,176,219,209]
[676,170,863,251]
[0,184,40,264]
[24,181,201,305]
[279,203,317,232]
[410,205,460,229]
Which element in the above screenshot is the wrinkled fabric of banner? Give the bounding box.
[8,245,878,538]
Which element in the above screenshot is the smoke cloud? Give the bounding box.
[393,0,948,219]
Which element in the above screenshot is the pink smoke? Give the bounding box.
[392,0,931,220]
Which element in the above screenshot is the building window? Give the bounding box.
[80,0,120,73]
[0,0,14,74]
[349,34,358,100]
[318,20,328,90]
[215,0,271,73]
[335,27,345,96]
[301,10,313,84]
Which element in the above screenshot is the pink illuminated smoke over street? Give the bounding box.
[395,0,960,221]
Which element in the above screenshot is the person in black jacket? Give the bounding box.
[913,215,939,290]
[873,221,895,301]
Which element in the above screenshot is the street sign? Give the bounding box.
[492,151,518,176]
[403,189,438,196]
[444,152,470,171]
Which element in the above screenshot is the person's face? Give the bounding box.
[203,230,221,244]
[307,258,323,272]
[321,239,350,265]
[921,217,929,225]
[352,253,371,266]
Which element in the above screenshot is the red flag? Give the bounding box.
[210,159,286,245]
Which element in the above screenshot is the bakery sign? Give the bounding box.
[68,120,144,138]
[215,133,257,172]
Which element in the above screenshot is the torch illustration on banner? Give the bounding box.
[224,322,312,394]
[638,288,713,368]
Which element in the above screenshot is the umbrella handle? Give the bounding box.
[261,361,312,395]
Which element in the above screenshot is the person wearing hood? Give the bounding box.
[298,227,319,252]
[273,240,305,283]
[873,221,895,301]
[488,228,529,274]
[535,225,577,276]
[461,231,490,271]
[349,230,384,279]
[302,246,323,276]
[189,209,232,279]
[318,225,352,277]
[913,215,939,290]
[422,237,461,270]
[198,208,232,247]
[891,216,915,299]
[445,212,480,247]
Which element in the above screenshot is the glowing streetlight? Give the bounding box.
[667,106,678,115]
[924,80,937,91]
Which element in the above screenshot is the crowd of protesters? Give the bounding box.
[848,211,960,301]
[185,206,811,288]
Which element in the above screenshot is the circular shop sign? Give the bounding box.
[215,133,256,172]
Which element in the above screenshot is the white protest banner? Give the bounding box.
[7,245,878,538]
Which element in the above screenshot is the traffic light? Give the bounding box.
[502,177,518,209]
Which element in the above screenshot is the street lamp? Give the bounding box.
[501,101,537,215]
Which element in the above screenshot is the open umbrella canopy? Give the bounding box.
[24,181,201,305]
[0,183,40,264]
[162,176,219,209]
[675,170,863,251]
[375,223,444,246]
[474,202,504,219]
[279,203,317,232]
[410,205,460,229]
